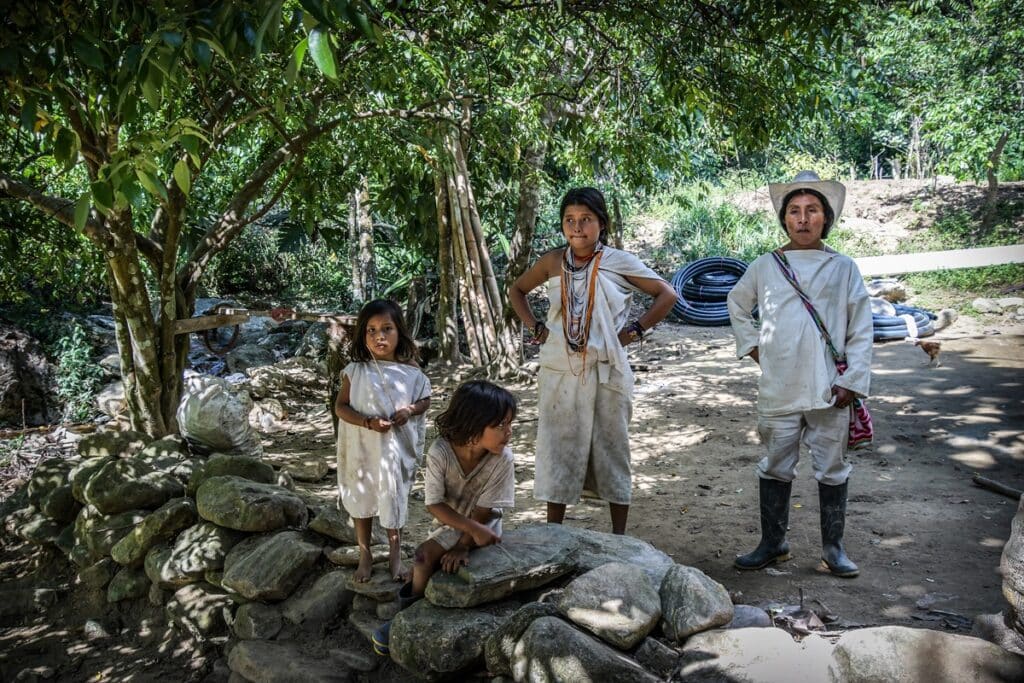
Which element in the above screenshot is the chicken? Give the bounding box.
[906,337,941,367]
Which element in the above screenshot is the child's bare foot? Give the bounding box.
[354,551,373,582]
[390,554,410,582]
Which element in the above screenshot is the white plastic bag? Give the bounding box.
[176,372,263,457]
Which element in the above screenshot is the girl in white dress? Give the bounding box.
[335,299,431,582]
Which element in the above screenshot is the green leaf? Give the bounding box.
[74,193,90,232]
[19,98,36,133]
[308,28,337,80]
[192,39,213,70]
[173,159,191,195]
[161,31,184,48]
[136,168,168,202]
[91,180,114,212]
[120,180,147,209]
[54,126,77,167]
[140,61,163,109]
[180,134,201,166]
[255,0,285,55]
[299,0,332,26]
[286,37,308,84]
[73,35,105,71]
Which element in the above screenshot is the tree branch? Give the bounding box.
[0,173,109,246]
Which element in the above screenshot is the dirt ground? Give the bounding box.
[2,179,1022,680]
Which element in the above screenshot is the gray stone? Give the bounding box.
[205,569,225,587]
[246,357,327,400]
[295,323,330,360]
[107,566,150,602]
[308,504,386,545]
[134,437,189,474]
[233,602,283,640]
[69,457,114,504]
[1001,496,1024,615]
[145,544,200,590]
[78,558,117,591]
[226,344,276,374]
[280,570,354,627]
[0,588,60,618]
[829,626,1024,683]
[973,297,1000,314]
[329,647,378,673]
[16,507,64,546]
[228,639,352,683]
[196,476,308,532]
[168,521,246,578]
[149,582,168,607]
[95,380,125,417]
[726,604,773,629]
[555,561,661,650]
[659,564,733,642]
[83,458,184,514]
[54,520,76,557]
[511,616,658,682]
[426,525,578,608]
[676,627,833,683]
[110,498,197,567]
[325,544,390,567]
[376,599,401,620]
[347,571,404,601]
[39,484,80,524]
[166,582,237,640]
[187,453,276,496]
[276,454,330,482]
[973,612,1024,657]
[485,602,561,676]
[347,609,385,643]
[77,429,150,458]
[73,505,148,564]
[0,323,59,426]
[562,525,675,587]
[26,457,74,506]
[634,637,680,678]
[222,530,322,601]
[390,599,506,679]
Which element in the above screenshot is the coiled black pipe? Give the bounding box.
[670,257,749,326]
[873,304,935,340]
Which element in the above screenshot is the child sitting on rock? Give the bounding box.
[372,380,517,656]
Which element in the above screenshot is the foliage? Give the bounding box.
[663,199,779,264]
[52,321,104,423]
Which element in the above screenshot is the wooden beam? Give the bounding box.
[172,313,250,335]
[172,308,357,335]
[855,244,1024,277]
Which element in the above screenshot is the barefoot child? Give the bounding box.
[334,299,431,583]
[372,380,517,655]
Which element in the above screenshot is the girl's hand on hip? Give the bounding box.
[390,407,412,426]
[832,386,854,409]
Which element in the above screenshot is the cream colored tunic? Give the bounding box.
[727,249,873,416]
[533,247,661,506]
[336,361,431,528]
[424,438,515,550]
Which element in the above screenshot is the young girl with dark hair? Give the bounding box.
[509,186,677,535]
[372,380,517,655]
[335,299,431,583]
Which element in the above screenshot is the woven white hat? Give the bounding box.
[768,170,846,224]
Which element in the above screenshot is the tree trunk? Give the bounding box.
[348,177,376,304]
[433,170,460,362]
[983,130,1009,230]
[611,192,625,250]
[348,190,363,303]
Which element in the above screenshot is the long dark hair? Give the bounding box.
[779,189,836,238]
[560,186,610,245]
[435,380,517,447]
[349,299,418,363]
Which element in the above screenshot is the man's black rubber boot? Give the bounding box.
[819,481,859,578]
[735,477,793,570]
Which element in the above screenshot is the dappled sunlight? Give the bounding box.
[882,604,915,619]
[950,451,998,468]
[880,534,915,548]
[979,536,1006,549]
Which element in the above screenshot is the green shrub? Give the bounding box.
[206,225,289,297]
[664,200,780,263]
[53,321,104,423]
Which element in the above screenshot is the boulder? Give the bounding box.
[660,564,733,642]
[562,525,675,586]
[226,344,276,374]
[78,558,118,591]
[511,616,658,682]
[133,437,189,473]
[829,626,1024,683]
[77,429,150,458]
[390,598,510,679]
[221,530,322,601]
[308,504,386,545]
[634,637,680,679]
[69,457,114,504]
[107,566,150,602]
[725,604,773,629]
[426,525,578,608]
[555,562,661,650]
[280,570,354,628]
[196,475,307,532]
[485,601,561,677]
[165,582,237,640]
[84,458,184,514]
[676,627,833,682]
[233,602,283,640]
[294,323,330,361]
[39,484,81,524]
[95,380,125,417]
[0,324,59,427]
[26,457,74,506]
[73,505,148,564]
[167,521,246,577]
[325,544,390,567]
[16,507,64,546]
[246,357,327,400]
[274,454,330,482]
[145,544,201,590]
[110,498,197,567]
[187,454,276,496]
[1001,496,1024,623]
[228,640,352,683]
